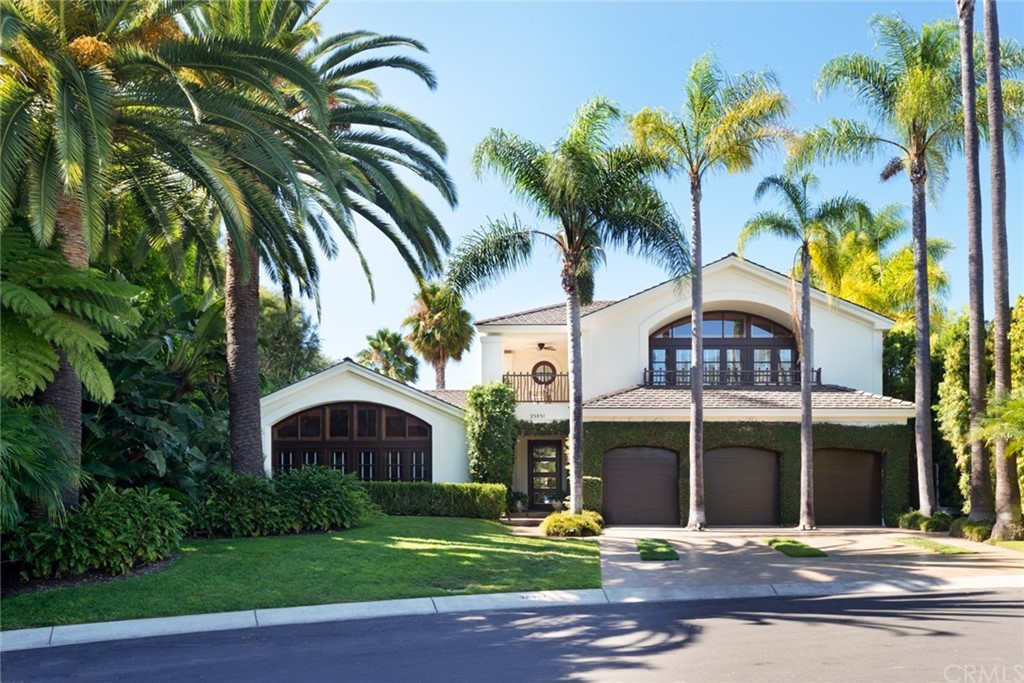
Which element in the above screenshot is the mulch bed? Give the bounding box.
[1,554,179,598]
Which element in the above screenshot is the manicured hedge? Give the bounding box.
[5,486,188,579]
[582,476,603,510]
[190,468,374,538]
[583,421,913,526]
[897,509,953,532]
[361,482,506,519]
[949,518,994,542]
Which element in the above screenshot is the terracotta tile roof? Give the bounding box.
[477,300,617,326]
[584,384,915,411]
[424,389,468,410]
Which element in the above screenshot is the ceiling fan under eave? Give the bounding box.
[536,342,556,351]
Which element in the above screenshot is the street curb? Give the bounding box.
[4,575,1024,653]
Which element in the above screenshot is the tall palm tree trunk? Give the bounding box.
[688,179,707,530]
[225,234,266,476]
[564,269,584,515]
[799,245,815,529]
[959,0,995,522]
[910,163,936,517]
[38,192,90,508]
[985,0,1022,539]
[434,360,446,390]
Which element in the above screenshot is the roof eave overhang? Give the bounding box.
[582,407,914,423]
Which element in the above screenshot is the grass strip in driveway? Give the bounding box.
[994,541,1024,553]
[636,539,678,561]
[0,517,599,631]
[765,537,827,558]
[895,537,975,555]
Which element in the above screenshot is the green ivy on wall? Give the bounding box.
[582,421,912,526]
[517,420,569,437]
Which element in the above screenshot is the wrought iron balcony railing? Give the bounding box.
[503,372,569,403]
[643,367,821,387]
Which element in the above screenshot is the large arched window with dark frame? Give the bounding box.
[271,402,431,481]
[646,311,805,386]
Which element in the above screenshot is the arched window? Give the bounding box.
[648,311,799,386]
[272,402,431,481]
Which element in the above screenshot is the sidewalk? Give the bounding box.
[3,528,1023,653]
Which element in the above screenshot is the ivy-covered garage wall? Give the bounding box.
[582,421,912,526]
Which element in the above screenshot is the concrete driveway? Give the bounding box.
[599,527,1024,600]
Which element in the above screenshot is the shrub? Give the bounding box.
[540,510,604,537]
[950,518,994,542]
[189,471,285,538]
[897,510,926,530]
[362,482,506,519]
[275,467,375,532]
[896,510,952,532]
[5,486,187,579]
[466,383,517,491]
[921,511,953,532]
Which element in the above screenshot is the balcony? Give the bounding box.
[503,372,569,403]
[643,367,822,387]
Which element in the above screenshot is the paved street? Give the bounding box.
[4,590,1023,683]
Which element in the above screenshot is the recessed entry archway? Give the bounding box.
[271,402,432,481]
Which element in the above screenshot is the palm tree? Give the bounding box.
[738,173,865,530]
[357,329,419,383]
[404,282,475,390]
[1,0,328,499]
[630,53,789,529]
[983,0,1022,539]
[959,0,996,523]
[447,97,689,515]
[812,205,952,323]
[183,1,455,475]
[790,16,964,517]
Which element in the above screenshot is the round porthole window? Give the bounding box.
[531,361,557,385]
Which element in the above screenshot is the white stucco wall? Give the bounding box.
[260,364,468,482]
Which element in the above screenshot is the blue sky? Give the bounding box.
[301,1,1024,390]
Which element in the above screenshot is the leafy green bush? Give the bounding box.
[189,471,285,537]
[540,510,604,537]
[921,511,953,532]
[950,518,993,542]
[362,482,506,518]
[275,467,375,531]
[466,383,517,490]
[5,486,187,579]
[897,510,926,530]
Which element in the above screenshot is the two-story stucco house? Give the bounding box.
[260,254,915,526]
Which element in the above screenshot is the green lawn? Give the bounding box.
[636,538,679,561]
[0,517,599,631]
[895,536,975,555]
[765,537,827,558]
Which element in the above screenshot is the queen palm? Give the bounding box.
[958,0,996,523]
[629,53,789,529]
[357,328,419,384]
[447,97,689,515]
[738,173,865,530]
[184,1,455,474]
[791,16,963,517]
[791,15,1023,516]
[0,0,331,498]
[404,282,475,390]
[983,0,1022,539]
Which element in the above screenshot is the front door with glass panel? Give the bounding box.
[528,440,564,509]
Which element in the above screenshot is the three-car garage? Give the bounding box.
[601,446,882,526]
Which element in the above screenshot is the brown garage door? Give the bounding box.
[602,448,679,525]
[705,448,779,525]
[814,449,882,525]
